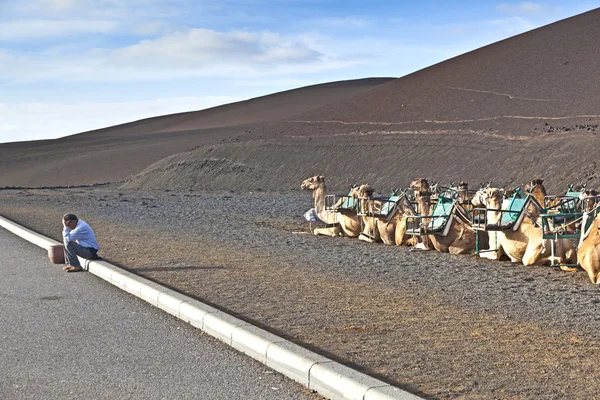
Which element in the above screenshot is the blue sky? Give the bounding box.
[1,0,599,143]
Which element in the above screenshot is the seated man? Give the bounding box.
[62,213,100,272]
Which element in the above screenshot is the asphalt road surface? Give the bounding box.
[0,228,318,400]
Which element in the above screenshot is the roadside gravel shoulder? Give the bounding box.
[2,187,600,399]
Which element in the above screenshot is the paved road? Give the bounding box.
[0,228,318,400]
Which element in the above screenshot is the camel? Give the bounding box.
[356,184,381,243]
[301,175,362,237]
[471,185,577,266]
[577,190,600,284]
[359,192,420,246]
[525,178,547,206]
[580,189,599,213]
[411,179,485,254]
[541,182,589,211]
[370,195,399,245]
[407,178,433,250]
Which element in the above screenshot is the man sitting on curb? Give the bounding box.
[62,213,100,272]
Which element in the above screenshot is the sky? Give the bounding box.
[1,1,599,144]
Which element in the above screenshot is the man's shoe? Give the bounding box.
[65,266,83,272]
[63,265,75,271]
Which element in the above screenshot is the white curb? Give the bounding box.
[0,215,423,400]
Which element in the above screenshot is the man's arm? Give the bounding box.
[63,219,81,244]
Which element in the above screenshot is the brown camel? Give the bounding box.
[364,193,420,246]
[580,189,599,213]
[301,175,362,237]
[578,214,600,284]
[411,180,485,254]
[577,189,600,284]
[408,178,433,250]
[354,188,416,245]
[472,186,577,266]
[356,184,381,243]
[525,178,547,206]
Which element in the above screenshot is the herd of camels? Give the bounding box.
[301,175,600,286]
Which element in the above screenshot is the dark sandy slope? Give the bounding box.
[0,78,392,187]
[4,9,600,194]
[124,8,600,194]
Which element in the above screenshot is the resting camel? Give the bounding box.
[525,178,547,206]
[577,189,600,284]
[407,178,433,249]
[412,179,485,254]
[301,175,362,237]
[360,193,420,246]
[471,185,576,266]
[356,184,381,243]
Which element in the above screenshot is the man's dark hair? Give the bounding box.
[63,213,78,222]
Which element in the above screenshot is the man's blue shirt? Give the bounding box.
[63,220,100,250]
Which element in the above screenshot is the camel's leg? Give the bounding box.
[480,250,500,260]
[313,225,341,237]
[413,237,431,251]
[522,242,543,266]
[558,243,578,272]
[579,253,600,284]
[479,231,500,260]
[407,236,419,246]
[480,244,503,260]
[457,226,465,241]
[377,220,395,245]
[560,265,579,272]
[358,233,376,243]
[584,265,600,284]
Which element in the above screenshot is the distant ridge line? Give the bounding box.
[289,114,600,125]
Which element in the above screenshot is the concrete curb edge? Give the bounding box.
[0,215,422,400]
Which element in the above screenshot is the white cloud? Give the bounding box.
[0,28,332,83]
[39,0,79,11]
[110,29,322,67]
[133,21,165,36]
[0,18,119,41]
[0,96,243,143]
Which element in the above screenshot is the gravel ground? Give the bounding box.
[2,187,600,399]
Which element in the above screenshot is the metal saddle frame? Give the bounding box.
[404,193,456,238]
[471,190,544,255]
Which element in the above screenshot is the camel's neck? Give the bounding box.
[399,197,415,216]
[312,183,328,220]
[583,198,598,213]
[458,189,468,203]
[592,215,600,236]
[531,186,546,206]
[416,193,431,216]
[486,200,502,224]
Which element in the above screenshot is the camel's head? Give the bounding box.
[484,188,504,209]
[581,189,599,212]
[410,177,430,192]
[471,188,487,207]
[525,178,547,203]
[526,178,544,188]
[472,187,503,208]
[347,184,362,198]
[301,175,325,190]
[356,184,375,198]
[457,182,469,201]
[525,179,546,192]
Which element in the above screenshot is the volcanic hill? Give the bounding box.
[0,78,392,188]
[4,8,600,193]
